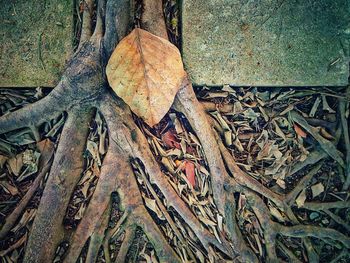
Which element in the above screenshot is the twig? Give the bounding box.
[302,201,350,211]
[114,225,136,263]
[290,111,344,167]
[285,161,323,205]
[340,91,350,189]
[323,209,350,232]
[276,240,302,263]
[38,32,45,70]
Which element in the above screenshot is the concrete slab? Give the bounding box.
[0,0,73,87]
[182,0,350,86]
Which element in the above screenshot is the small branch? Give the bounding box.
[285,161,323,205]
[114,224,136,263]
[340,92,350,189]
[86,203,111,263]
[278,225,350,249]
[324,209,350,232]
[24,107,94,263]
[78,0,94,49]
[301,201,350,211]
[0,160,51,239]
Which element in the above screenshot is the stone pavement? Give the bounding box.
[0,0,73,87]
[182,0,350,86]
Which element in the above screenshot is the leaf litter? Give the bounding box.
[1,83,350,263]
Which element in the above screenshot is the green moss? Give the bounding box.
[0,0,74,87]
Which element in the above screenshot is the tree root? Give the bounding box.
[24,108,94,262]
[1,0,349,262]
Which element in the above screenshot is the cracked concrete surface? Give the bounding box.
[182,0,350,87]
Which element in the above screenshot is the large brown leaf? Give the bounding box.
[106,28,186,126]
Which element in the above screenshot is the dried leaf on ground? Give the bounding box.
[184,161,196,187]
[106,28,186,126]
[294,123,307,138]
[7,153,23,176]
[296,189,307,208]
[311,182,324,198]
[161,130,181,149]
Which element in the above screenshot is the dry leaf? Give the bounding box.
[294,123,307,138]
[161,130,181,149]
[184,161,196,187]
[296,189,307,208]
[143,196,165,220]
[36,139,55,166]
[106,28,185,126]
[0,181,18,196]
[311,182,324,198]
[87,140,101,166]
[7,153,23,176]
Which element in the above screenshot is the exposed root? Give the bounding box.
[79,0,94,49]
[99,95,233,256]
[85,204,110,263]
[114,224,136,262]
[285,162,323,205]
[141,0,168,39]
[0,89,65,134]
[91,0,106,40]
[173,79,231,216]
[103,0,132,58]
[64,139,127,263]
[245,190,350,258]
[216,132,285,208]
[24,107,93,262]
[1,0,349,262]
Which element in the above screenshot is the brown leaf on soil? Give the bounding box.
[106,28,186,126]
[293,123,307,138]
[36,139,55,166]
[184,161,196,187]
[161,130,181,149]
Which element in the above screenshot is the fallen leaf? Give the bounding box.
[268,203,285,222]
[296,189,307,208]
[294,123,307,138]
[161,130,181,149]
[36,139,55,179]
[7,153,23,176]
[311,182,324,198]
[143,196,165,220]
[0,155,8,169]
[106,28,186,126]
[0,181,18,196]
[87,140,101,166]
[184,161,196,187]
